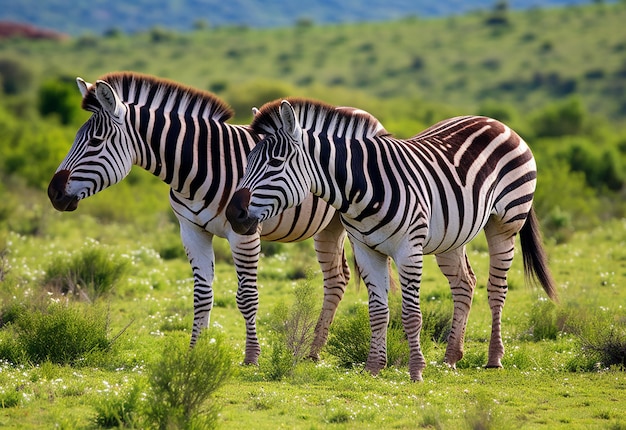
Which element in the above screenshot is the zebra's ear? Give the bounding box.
[94,80,126,119]
[279,100,302,143]
[251,107,259,117]
[76,77,92,98]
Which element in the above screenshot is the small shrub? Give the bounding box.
[43,245,129,302]
[502,345,535,370]
[263,279,320,380]
[565,308,626,371]
[93,383,142,428]
[386,325,410,367]
[0,302,26,328]
[465,396,501,430]
[325,405,352,424]
[264,335,294,381]
[0,58,34,95]
[0,334,23,364]
[0,246,9,282]
[328,295,439,369]
[326,304,370,367]
[456,349,488,370]
[422,301,453,343]
[386,292,410,367]
[0,388,20,408]
[527,300,559,341]
[3,303,113,365]
[144,333,233,429]
[420,407,444,430]
[38,77,83,125]
[260,241,284,257]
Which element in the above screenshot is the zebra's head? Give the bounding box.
[226,100,311,235]
[48,77,132,211]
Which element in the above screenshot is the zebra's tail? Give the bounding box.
[519,207,559,302]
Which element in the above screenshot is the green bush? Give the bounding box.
[93,383,143,428]
[0,303,113,365]
[144,333,233,429]
[263,335,295,382]
[263,279,320,380]
[421,301,453,343]
[225,79,297,123]
[327,294,434,370]
[43,245,129,302]
[38,77,84,126]
[564,141,625,191]
[527,300,559,341]
[326,304,370,368]
[0,301,26,328]
[0,388,21,409]
[530,96,587,138]
[567,310,626,371]
[0,57,33,95]
[532,158,601,239]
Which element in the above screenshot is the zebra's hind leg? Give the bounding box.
[309,213,350,360]
[435,246,477,368]
[353,243,391,378]
[484,217,520,368]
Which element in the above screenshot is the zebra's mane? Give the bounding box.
[81,71,234,122]
[251,97,389,139]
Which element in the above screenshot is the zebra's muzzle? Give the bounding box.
[226,188,258,235]
[48,170,80,212]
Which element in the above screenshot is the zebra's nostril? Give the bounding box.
[234,208,247,221]
[226,188,255,232]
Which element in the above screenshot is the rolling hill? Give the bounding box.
[0,0,607,35]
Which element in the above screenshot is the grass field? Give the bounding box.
[0,208,625,429]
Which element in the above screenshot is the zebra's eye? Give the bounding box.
[268,158,283,168]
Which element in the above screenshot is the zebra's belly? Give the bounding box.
[343,210,490,258]
[423,211,492,255]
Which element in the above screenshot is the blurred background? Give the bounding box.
[0,0,624,244]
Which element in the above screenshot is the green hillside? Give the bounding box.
[1,3,624,124]
[0,2,625,241]
[0,0,602,35]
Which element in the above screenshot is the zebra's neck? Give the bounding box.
[305,133,366,214]
[131,105,257,201]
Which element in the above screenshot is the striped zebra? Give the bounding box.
[226,98,558,381]
[47,73,352,364]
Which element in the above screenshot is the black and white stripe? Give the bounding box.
[227,98,557,381]
[48,74,351,363]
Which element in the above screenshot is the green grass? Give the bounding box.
[0,213,625,428]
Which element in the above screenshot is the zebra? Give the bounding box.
[226,98,558,381]
[47,73,353,364]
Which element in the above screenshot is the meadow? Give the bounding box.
[0,201,625,428]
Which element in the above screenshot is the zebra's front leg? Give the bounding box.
[230,234,262,365]
[353,244,391,377]
[309,213,350,360]
[435,246,477,368]
[178,218,216,348]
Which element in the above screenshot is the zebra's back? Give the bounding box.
[381,116,536,254]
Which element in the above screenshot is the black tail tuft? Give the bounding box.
[520,207,558,302]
